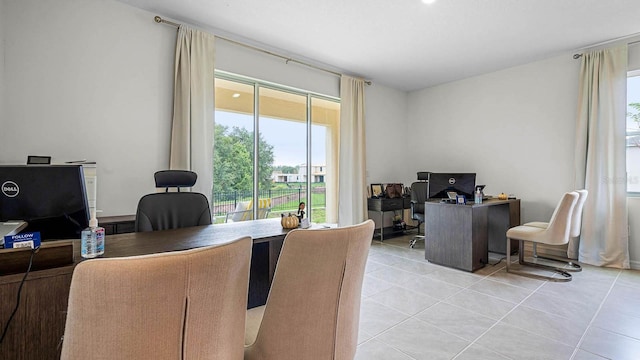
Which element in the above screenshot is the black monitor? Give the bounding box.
[427,173,476,199]
[0,165,90,240]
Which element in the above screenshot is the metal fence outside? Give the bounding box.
[212,187,326,220]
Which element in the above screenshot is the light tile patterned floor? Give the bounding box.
[356,234,640,360]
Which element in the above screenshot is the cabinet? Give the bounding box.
[367,197,411,241]
[98,215,136,235]
[424,199,520,272]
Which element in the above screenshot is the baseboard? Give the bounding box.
[629,259,640,270]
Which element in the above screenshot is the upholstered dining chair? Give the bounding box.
[506,192,578,282]
[524,189,588,271]
[61,237,252,360]
[244,220,375,360]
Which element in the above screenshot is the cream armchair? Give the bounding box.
[524,189,588,271]
[506,192,578,282]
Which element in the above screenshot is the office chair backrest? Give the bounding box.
[411,181,428,216]
[61,238,252,360]
[244,220,374,360]
[135,170,212,232]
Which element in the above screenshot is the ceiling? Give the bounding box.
[116,0,640,92]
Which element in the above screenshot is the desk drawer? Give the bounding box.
[368,198,404,211]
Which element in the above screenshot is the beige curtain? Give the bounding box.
[170,25,215,202]
[338,76,367,226]
[573,45,630,268]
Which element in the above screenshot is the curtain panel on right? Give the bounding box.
[338,76,367,227]
[574,45,630,268]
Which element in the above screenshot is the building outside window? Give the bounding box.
[213,72,340,223]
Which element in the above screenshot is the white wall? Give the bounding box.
[406,54,579,222]
[365,83,408,185]
[406,51,640,268]
[1,0,175,216]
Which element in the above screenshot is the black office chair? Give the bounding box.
[409,172,429,248]
[135,170,212,232]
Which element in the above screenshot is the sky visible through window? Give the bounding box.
[215,111,327,166]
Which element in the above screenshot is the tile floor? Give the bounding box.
[355,234,640,360]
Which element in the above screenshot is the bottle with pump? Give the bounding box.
[474,188,483,204]
[81,212,105,258]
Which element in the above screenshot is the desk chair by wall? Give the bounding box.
[61,237,252,360]
[525,189,588,271]
[506,192,578,282]
[409,175,429,248]
[135,170,212,232]
[244,220,374,360]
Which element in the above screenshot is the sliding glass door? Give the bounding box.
[213,72,339,224]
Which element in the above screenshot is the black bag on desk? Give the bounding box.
[385,183,403,198]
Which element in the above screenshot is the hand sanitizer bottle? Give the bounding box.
[474,188,483,204]
[81,221,97,259]
[81,213,105,258]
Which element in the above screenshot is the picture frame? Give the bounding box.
[370,183,383,198]
[456,194,467,205]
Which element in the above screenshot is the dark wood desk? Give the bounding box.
[0,218,290,360]
[424,199,520,272]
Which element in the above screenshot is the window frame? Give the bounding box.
[214,70,341,221]
[627,70,640,196]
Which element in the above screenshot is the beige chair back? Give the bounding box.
[570,189,588,238]
[61,237,252,360]
[245,220,374,360]
[536,191,579,246]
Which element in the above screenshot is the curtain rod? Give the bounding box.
[572,35,640,59]
[154,16,372,85]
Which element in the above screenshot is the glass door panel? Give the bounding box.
[258,87,307,220]
[213,78,255,223]
[311,97,340,224]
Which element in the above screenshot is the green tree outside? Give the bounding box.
[213,124,275,194]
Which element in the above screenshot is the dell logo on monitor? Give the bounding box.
[2,181,19,197]
[448,177,456,185]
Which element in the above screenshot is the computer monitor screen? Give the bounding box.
[0,165,90,240]
[428,173,476,199]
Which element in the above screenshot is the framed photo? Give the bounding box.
[456,194,467,205]
[371,184,383,198]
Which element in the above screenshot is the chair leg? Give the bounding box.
[531,238,580,272]
[529,253,582,272]
[506,238,572,282]
[409,235,424,248]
